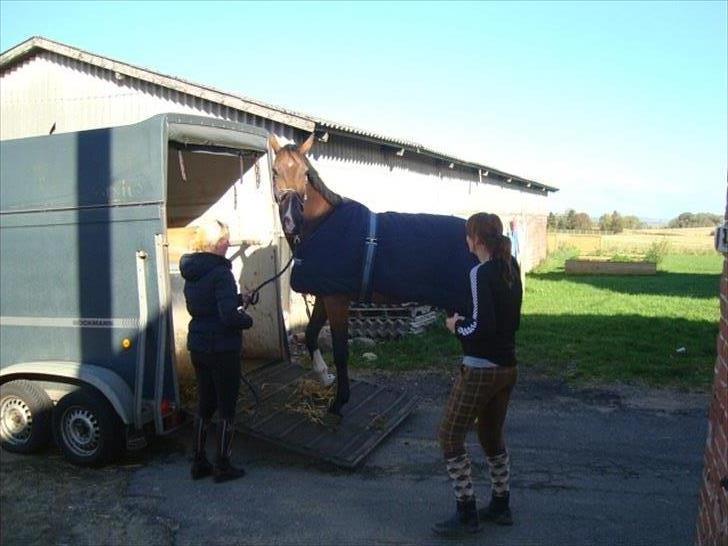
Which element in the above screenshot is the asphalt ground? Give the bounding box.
[0,368,708,546]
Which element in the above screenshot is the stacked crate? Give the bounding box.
[348,303,438,340]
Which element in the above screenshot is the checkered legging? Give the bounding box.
[438,365,517,458]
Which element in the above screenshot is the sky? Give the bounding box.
[1,1,726,220]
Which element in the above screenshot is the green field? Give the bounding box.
[348,251,722,389]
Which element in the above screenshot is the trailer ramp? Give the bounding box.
[235,361,417,468]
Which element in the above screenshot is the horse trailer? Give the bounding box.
[0,113,292,464]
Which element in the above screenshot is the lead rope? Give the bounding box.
[178,150,187,183]
[241,254,295,310]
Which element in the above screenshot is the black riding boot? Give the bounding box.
[190,417,213,480]
[214,418,245,483]
[432,497,483,537]
[479,492,513,525]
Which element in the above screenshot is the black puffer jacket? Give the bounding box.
[179,252,253,353]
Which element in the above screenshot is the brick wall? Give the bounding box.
[695,187,728,545]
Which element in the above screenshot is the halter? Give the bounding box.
[274,186,306,205]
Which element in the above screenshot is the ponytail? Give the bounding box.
[498,234,515,285]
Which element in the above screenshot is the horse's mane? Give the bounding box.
[282,144,343,207]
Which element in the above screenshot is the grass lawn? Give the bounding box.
[347,251,722,389]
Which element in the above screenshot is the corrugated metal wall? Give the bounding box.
[1,51,549,335]
[0,51,298,140]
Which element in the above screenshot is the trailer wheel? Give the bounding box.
[53,388,124,466]
[0,380,54,454]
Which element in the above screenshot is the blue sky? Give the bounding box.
[1,1,726,220]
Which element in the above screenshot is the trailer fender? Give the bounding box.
[0,361,134,425]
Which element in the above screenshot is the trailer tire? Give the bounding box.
[53,388,124,466]
[0,380,54,454]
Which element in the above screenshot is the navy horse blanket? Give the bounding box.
[290,200,478,312]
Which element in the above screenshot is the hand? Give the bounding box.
[238,291,256,308]
[445,313,463,334]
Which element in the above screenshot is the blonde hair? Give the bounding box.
[191,219,230,252]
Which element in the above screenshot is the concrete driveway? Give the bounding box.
[0,369,708,546]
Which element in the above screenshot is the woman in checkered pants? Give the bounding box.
[432,212,523,538]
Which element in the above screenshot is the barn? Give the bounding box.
[0,36,558,344]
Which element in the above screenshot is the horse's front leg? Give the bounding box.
[323,295,351,416]
[305,296,335,386]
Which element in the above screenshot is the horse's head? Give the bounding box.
[268,134,315,237]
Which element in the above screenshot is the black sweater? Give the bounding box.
[454,258,522,366]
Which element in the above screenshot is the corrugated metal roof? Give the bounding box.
[0,36,558,193]
[0,36,315,132]
[314,117,558,193]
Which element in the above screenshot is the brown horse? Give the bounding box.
[269,134,357,416]
[269,134,473,417]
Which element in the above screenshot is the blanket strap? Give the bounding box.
[359,212,378,302]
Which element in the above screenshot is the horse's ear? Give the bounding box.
[298,133,315,156]
[268,134,282,153]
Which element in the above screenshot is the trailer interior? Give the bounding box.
[164,131,287,405]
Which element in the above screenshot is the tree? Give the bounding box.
[564,209,577,230]
[547,212,557,229]
[573,212,593,230]
[598,210,625,233]
[667,212,722,228]
[610,211,624,233]
[549,209,597,231]
[598,213,610,232]
[622,215,646,230]
[668,212,694,228]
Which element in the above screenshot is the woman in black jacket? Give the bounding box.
[180,220,253,483]
[433,212,522,537]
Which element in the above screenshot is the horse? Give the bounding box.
[269,134,477,417]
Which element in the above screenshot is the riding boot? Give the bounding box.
[214,418,245,483]
[190,417,213,480]
[479,492,513,525]
[432,497,483,537]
